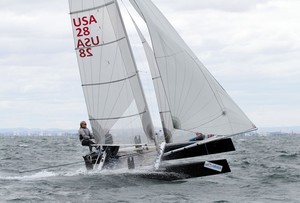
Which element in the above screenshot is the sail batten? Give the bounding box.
[82,73,137,86]
[75,37,126,50]
[90,110,146,121]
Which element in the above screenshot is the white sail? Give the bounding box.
[130,0,256,139]
[69,0,155,145]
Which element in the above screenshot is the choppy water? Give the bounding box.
[0,135,299,202]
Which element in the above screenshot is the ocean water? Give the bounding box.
[0,135,299,203]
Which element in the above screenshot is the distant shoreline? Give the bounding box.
[1,127,300,137]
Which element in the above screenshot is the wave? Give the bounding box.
[279,153,298,158]
[0,171,57,180]
[0,165,157,182]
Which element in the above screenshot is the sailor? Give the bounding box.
[189,132,205,141]
[78,121,96,152]
[189,132,215,141]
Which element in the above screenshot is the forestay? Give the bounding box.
[69,0,155,145]
[130,0,256,139]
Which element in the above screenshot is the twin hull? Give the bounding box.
[83,138,235,180]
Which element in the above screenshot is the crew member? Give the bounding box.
[78,121,95,152]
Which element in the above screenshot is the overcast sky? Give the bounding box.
[1,0,299,129]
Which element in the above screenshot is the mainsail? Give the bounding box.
[69,0,155,145]
[129,0,256,140]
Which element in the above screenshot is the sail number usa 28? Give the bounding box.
[72,15,101,58]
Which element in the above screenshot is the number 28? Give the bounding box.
[79,48,93,58]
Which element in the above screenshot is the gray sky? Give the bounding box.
[1,0,299,129]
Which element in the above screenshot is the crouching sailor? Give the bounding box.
[78,121,96,152]
[189,132,215,141]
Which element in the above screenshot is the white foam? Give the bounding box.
[18,144,29,147]
[0,170,57,180]
[0,165,156,181]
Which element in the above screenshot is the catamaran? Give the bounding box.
[68,0,256,180]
